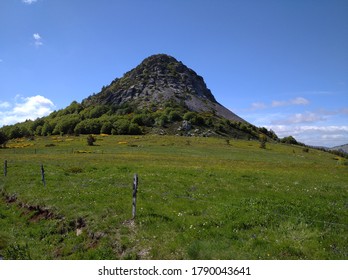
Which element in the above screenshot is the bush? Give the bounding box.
[281,136,298,145]
[183,112,205,125]
[168,111,182,122]
[132,114,155,127]
[259,134,267,149]
[0,131,8,148]
[132,115,144,126]
[52,115,81,135]
[114,119,130,135]
[155,115,168,127]
[74,119,101,134]
[100,122,113,135]
[89,105,108,119]
[41,122,54,136]
[183,112,196,121]
[86,134,96,146]
[128,123,142,135]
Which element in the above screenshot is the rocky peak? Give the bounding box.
[83,54,245,123]
[123,54,217,103]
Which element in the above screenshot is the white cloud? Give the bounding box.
[271,112,325,125]
[272,97,309,107]
[22,0,38,4]
[13,95,53,115]
[251,102,267,110]
[33,33,41,40]
[270,125,348,135]
[0,101,11,108]
[0,95,55,127]
[242,105,348,146]
[265,125,348,147]
[248,97,310,111]
[291,97,310,105]
[271,100,287,107]
[33,33,43,46]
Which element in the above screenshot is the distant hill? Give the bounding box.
[0,54,278,141]
[329,144,348,154]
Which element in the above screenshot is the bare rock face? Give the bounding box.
[83,54,246,123]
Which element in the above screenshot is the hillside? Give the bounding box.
[83,54,245,123]
[0,54,278,141]
[0,135,347,259]
[330,144,348,154]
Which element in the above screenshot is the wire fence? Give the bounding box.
[1,157,347,230]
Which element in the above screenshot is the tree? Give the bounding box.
[89,105,108,119]
[35,125,43,136]
[8,125,30,139]
[169,111,182,122]
[41,122,54,136]
[74,119,101,134]
[155,115,168,127]
[65,101,83,114]
[86,134,96,146]
[0,131,8,148]
[30,118,45,134]
[259,134,267,149]
[52,115,81,135]
[114,119,130,135]
[281,136,298,145]
[128,123,142,135]
[100,121,113,134]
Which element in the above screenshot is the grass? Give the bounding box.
[0,135,347,259]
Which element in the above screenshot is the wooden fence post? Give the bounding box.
[4,160,7,177]
[41,164,46,187]
[132,174,138,219]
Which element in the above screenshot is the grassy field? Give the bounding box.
[0,135,347,259]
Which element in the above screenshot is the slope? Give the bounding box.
[0,54,278,141]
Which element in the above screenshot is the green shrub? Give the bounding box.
[155,115,168,127]
[114,119,130,135]
[132,114,155,127]
[86,134,96,146]
[0,131,8,148]
[100,122,113,135]
[128,123,142,135]
[75,119,101,135]
[168,111,182,122]
[259,134,267,149]
[183,112,195,121]
[281,136,298,145]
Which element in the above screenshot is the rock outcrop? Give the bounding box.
[83,54,246,123]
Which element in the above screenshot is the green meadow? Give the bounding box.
[0,135,347,259]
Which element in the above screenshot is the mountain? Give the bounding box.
[0,54,278,140]
[83,54,245,123]
[329,144,348,154]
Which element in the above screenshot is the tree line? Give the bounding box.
[0,100,278,141]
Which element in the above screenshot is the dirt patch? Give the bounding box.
[17,202,58,222]
[1,192,106,258]
[5,194,17,203]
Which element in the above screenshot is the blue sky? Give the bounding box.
[0,0,347,147]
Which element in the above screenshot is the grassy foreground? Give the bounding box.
[0,135,347,259]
